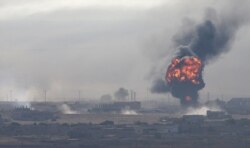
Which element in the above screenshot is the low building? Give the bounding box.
[89,101,141,113]
[11,107,57,121]
[179,115,205,133]
[206,110,231,120]
[226,98,250,114]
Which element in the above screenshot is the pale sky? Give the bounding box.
[0,0,249,102]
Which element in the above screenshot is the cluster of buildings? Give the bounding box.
[0,109,248,147]
[89,101,141,113]
[0,98,249,147]
[225,98,250,114]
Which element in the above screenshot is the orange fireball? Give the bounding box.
[166,56,202,85]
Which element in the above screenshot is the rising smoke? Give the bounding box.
[151,5,250,106]
[59,104,79,114]
[184,105,222,116]
[114,87,129,101]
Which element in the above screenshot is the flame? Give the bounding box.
[166,56,202,85]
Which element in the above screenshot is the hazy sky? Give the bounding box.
[0,0,249,101]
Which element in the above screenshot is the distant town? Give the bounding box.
[0,97,249,147]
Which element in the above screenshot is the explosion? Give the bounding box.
[166,56,202,85]
[151,9,243,107]
[166,56,205,106]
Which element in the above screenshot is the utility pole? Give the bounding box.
[147,87,149,101]
[78,90,81,102]
[10,90,12,102]
[207,92,210,101]
[44,90,47,103]
[130,90,133,101]
[134,91,136,101]
[7,93,9,102]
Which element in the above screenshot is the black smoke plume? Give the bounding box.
[151,9,243,106]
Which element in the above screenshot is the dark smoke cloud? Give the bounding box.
[151,79,170,93]
[176,9,240,63]
[151,6,249,99]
